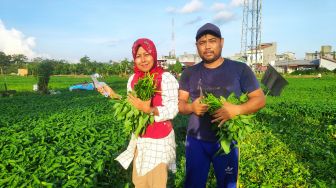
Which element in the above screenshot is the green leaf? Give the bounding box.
[220,139,231,154]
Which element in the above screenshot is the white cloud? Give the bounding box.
[167,0,203,14]
[165,0,240,26]
[185,16,203,25]
[213,11,236,25]
[211,0,243,11]
[180,0,203,13]
[211,3,228,11]
[229,0,244,8]
[0,20,41,59]
[166,7,177,13]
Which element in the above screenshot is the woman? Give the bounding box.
[115,38,179,188]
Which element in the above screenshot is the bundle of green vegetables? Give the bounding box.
[202,93,254,154]
[112,73,157,137]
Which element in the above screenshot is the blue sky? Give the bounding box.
[0,0,335,62]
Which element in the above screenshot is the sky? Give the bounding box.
[0,0,335,63]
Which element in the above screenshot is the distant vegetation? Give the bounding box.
[0,51,134,76]
[0,51,184,77]
[290,67,336,75]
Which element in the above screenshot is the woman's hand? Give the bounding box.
[96,86,107,96]
[127,93,151,113]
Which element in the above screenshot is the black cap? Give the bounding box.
[195,23,221,41]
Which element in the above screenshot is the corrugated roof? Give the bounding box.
[322,57,336,63]
[274,59,319,66]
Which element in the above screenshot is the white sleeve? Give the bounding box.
[127,74,135,93]
[99,82,107,86]
[154,72,179,122]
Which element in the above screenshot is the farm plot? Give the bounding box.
[0,75,335,187]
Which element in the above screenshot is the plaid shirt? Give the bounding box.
[127,72,179,122]
[115,131,176,176]
[115,72,178,175]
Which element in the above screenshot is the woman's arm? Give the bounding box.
[153,72,179,122]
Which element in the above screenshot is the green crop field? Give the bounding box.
[0,75,335,187]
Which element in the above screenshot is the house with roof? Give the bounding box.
[320,57,336,71]
[274,57,336,73]
[276,52,296,61]
[273,45,336,73]
[178,52,202,67]
[246,42,277,66]
[158,56,176,69]
[274,59,319,73]
[245,42,277,72]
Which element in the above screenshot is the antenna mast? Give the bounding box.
[241,0,262,70]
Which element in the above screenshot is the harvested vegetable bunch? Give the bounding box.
[202,92,254,154]
[113,73,158,137]
[133,73,157,100]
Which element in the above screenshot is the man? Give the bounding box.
[178,23,266,188]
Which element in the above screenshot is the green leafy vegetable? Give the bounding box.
[202,92,254,154]
[112,73,157,137]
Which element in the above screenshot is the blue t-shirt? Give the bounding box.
[179,59,260,142]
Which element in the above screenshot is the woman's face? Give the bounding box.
[134,46,154,73]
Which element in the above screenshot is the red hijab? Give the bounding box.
[131,38,164,88]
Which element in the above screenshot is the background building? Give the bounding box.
[274,60,319,73]
[17,68,28,76]
[158,56,176,69]
[246,42,277,70]
[178,52,201,67]
[276,52,296,61]
[320,57,336,71]
[305,45,336,61]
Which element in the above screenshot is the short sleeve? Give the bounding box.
[240,65,260,93]
[179,69,190,92]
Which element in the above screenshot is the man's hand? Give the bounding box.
[211,102,241,127]
[127,93,151,113]
[191,97,208,116]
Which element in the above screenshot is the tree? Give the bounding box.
[168,61,183,77]
[118,58,133,76]
[11,54,28,64]
[36,61,53,94]
[80,55,91,65]
[0,51,11,74]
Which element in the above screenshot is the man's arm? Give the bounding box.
[211,88,266,126]
[238,88,266,114]
[178,90,208,116]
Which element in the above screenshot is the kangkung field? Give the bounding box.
[0,75,335,187]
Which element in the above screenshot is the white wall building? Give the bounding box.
[320,57,336,71]
[158,56,176,69]
[246,42,277,67]
[178,52,201,67]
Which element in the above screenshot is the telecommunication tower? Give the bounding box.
[240,0,262,67]
[170,18,176,58]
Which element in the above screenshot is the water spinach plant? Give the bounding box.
[202,93,254,154]
[113,73,157,137]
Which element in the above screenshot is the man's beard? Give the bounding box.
[203,54,221,64]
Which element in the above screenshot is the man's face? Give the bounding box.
[196,34,224,64]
